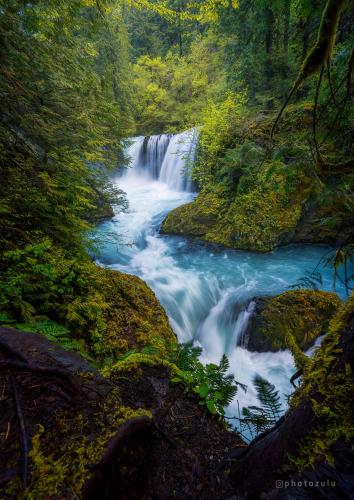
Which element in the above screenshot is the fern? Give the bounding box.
[289,270,323,291]
[169,343,244,416]
[168,341,203,371]
[235,375,283,441]
[17,319,89,358]
[0,312,16,324]
[241,406,269,437]
[253,375,282,422]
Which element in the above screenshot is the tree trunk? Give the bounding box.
[264,6,275,89]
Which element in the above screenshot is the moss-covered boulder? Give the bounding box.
[162,157,313,253]
[244,290,341,352]
[161,185,228,237]
[87,267,176,358]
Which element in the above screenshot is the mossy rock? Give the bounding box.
[244,290,341,352]
[98,268,176,357]
[162,160,313,252]
[161,186,228,237]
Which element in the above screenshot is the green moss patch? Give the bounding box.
[260,290,341,351]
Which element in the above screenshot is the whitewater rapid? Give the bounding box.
[95,130,344,421]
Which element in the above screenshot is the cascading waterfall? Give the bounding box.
[96,129,345,429]
[123,129,197,191]
[233,300,256,349]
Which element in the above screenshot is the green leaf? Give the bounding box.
[197,383,210,398]
[206,400,217,414]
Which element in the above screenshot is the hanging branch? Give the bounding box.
[326,63,337,106]
[271,0,348,138]
[313,65,325,162]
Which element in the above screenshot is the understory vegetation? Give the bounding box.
[0,0,353,497]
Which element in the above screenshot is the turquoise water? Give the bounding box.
[94,134,345,418]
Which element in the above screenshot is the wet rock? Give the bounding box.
[242,290,341,352]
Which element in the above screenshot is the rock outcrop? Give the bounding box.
[241,290,341,352]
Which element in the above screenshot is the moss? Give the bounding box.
[98,268,176,359]
[101,352,180,378]
[18,388,152,499]
[286,295,354,470]
[162,185,228,237]
[260,290,341,351]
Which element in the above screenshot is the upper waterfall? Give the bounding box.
[123,129,198,192]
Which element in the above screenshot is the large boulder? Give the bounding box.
[242,290,341,352]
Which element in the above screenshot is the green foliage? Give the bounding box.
[169,343,241,415]
[17,319,88,357]
[0,1,138,355]
[132,31,229,134]
[239,375,282,440]
[192,92,247,187]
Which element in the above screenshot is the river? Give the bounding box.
[95,130,345,420]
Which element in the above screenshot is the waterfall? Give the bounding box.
[97,130,346,424]
[124,129,197,192]
[233,300,256,349]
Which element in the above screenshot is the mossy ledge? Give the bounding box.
[162,105,353,252]
[244,290,341,352]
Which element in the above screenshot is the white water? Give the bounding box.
[95,130,345,421]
